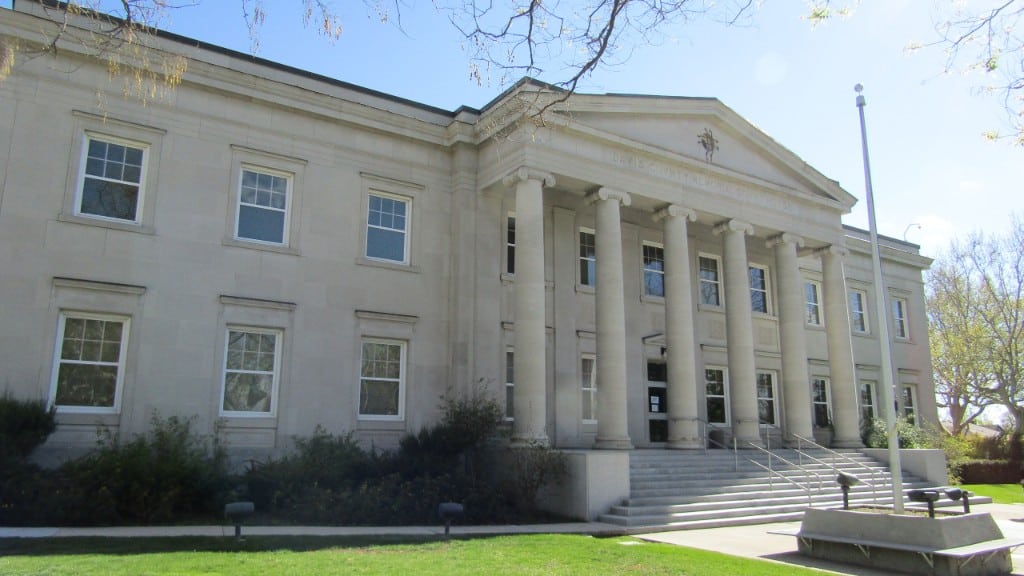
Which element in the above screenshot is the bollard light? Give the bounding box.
[438,502,464,538]
[907,490,940,518]
[945,488,973,514]
[224,501,255,541]
[836,473,861,510]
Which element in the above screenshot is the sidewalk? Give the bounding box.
[2,503,1022,575]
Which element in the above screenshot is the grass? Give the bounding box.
[961,483,1024,504]
[0,534,823,576]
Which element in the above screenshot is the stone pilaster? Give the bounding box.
[818,245,864,448]
[654,205,701,449]
[588,187,633,450]
[504,167,555,446]
[768,233,814,445]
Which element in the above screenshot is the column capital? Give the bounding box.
[814,244,849,258]
[653,204,696,223]
[585,187,632,207]
[502,166,555,188]
[713,218,753,236]
[766,232,805,249]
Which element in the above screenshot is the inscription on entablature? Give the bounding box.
[607,149,796,214]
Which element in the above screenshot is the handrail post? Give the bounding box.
[733,436,738,472]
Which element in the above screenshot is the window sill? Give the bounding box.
[752,312,777,321]
[55,411,120,426]
[640,294,665,305]
[356,257,421,274]
[357,418,406,431]
[58,212,154,235]
[222,237,300,256]
[218,414,278,427]
[575,284,596,295]
[697,304,725,313]
[805,323,826,331]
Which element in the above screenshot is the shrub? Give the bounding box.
[502,442,568,514]
[0,394,56,466]
[952,459,1024,484]
[861,417,932,449]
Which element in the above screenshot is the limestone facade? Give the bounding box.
[0,2,937,464]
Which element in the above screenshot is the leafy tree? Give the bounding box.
[928,216,1024,459]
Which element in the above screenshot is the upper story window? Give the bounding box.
[699,255,722,306]
[805,281,822,326]
[643,242,665,297]
[849,289,869,333]
[366,192,410,264]
[892,297,909,339]
[749,265,770,314]
[236,167,290,245]
[579,228,596,287]
[77,135,147,223]
[50,312,130,413]
[221,328,281,415]
[506,214,516,275]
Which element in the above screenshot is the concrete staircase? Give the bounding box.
[598,449,984,532]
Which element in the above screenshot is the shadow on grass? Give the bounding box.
[0,534,483,556]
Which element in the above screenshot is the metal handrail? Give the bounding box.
[744,440,826,495]
[695,417,737,471]
[792,434,884,504]
[791,449,879,504]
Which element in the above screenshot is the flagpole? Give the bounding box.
[854,84,904,513]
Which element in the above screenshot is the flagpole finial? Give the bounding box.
[855,83,866,107]
[854,83,863,93]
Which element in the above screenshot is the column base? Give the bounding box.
[593,436,633,450]
[666,438,703,450]
[831,437,865,449]
[510,432,550,448]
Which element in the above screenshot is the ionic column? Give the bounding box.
[504,167,555,446]
[715,219,761,447]
[588,187,633,450]
[818,246,863,448]
[768,233,814,445]
[654,205,701,449]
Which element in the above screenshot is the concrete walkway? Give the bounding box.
[2,503,1022,575]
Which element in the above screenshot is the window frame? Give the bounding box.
[219,326,283,417]
[749,264,771,315]
[74,133,150,225]
[358,338,407,421]
[859,380,877,422]
[892,297,909,340]
[642,241,666,298]
[756,370,778,426]
[811,377,832,428]
[579,227,597,287]
[805,281,823,326]
[698,254,723,307]
[234,165,292,246]
[581,354,597,423]
[364,191,412,265]
[704,366,730,425]
[902,384,917,424]
[849,289,869,334]
[506,213,516,275]
[48,311,131,414]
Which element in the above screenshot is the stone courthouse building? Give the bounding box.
[0,1,935,510]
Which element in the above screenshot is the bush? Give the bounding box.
[952,459,1024,484]
[0,394,56,466]
[861,417,932,449]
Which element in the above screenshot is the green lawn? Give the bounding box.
[962,483,1024,504]
[0,534,821,576]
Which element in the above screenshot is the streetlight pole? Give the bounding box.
[855,84,904,513]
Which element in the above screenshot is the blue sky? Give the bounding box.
[5,0,1020,258]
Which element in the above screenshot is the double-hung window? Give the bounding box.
[642,242,665,297]
[50,312,130,412]
[506,214,516,275]
[222,328,281,415]
[505,349,515,421]
[359,339,406,418]
[705,367,728,424]
[699,255,722,306]
[859,381,876,422]
[892,297,909,339]
[366,193,410,264]
[849,290,869,333]
[77,135,147,223]
[902,385,917,424]
[581,355,597,422]
[805,281,822,326]
[811,377,831,427]
[749,265,770,314]
[756,371,777,426]
[579,228,596,287]
[236,167,289,244]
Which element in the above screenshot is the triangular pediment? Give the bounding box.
[543,92,855,210]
